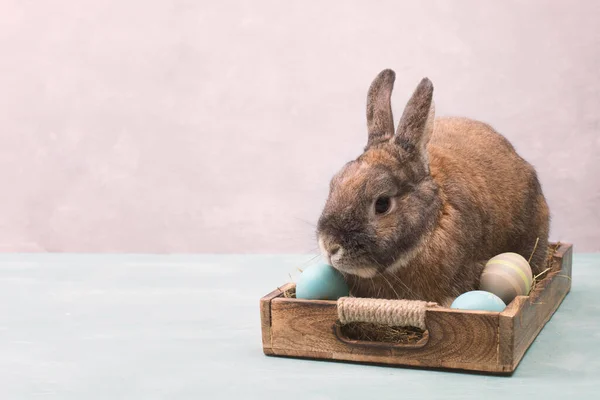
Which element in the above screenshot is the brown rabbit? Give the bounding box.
[316,69,550,305]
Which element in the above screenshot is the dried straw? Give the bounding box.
[338,322,424,344]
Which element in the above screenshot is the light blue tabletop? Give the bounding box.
[0,253,599,399]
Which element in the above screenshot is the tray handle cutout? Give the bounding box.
[333,321,430,349]
[333,297,436,349]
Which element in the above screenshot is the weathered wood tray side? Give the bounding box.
[499,243,573,370]
[260,243,572,374]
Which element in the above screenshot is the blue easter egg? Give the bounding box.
[450,290,507,312]
[295,263,350,300]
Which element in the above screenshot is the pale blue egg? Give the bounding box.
[450,290,506,312]
[295,263,350,300]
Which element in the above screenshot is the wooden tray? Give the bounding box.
[260,243,572,374]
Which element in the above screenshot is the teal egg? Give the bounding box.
[295,263,349,300]
[450,290,507,312]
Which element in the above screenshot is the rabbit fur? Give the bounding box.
[316,69,550,305]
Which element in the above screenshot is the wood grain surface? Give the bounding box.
[499,243,573,369]
[260,283,294,355]
[262,243,573,374]
[270,298,504,372]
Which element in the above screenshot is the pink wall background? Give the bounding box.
[1,1,599,253]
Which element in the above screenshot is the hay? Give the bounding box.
[284,244,562,344]
[282,286,296,298]
[338,322,425,344]
[528,242,562,302]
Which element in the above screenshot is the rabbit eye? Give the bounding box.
[374,197,392,215]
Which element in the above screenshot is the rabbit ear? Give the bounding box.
[366,69,396,148]
[395,78,435,158]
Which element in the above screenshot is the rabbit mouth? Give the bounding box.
[318,235,379,278]
[330,258,378,278]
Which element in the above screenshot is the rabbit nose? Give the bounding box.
[328,244,341,256]
[318,235,343,263]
